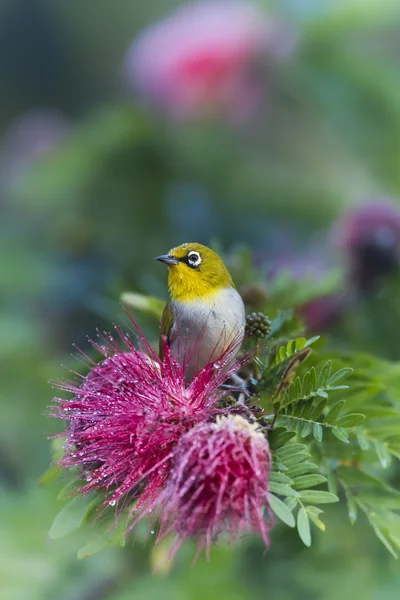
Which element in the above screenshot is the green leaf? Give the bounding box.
[317,361,332,387]
[302,371,311,397]
[372,526,398,558]
[277,346,287,363]
[337,466,391,490]
[304,336,320,348]
[297,507,311,547]
[324,400,345,424]
[288,338,301,354]
[274,443,308,460]
[343,488,358,524]
[313,423,323,442]
[327,368,353,386]
[309,398,327,421]
[57,478,80,500]
[357,494,400,510]
[285,497,298,512]
[332,427,349,443]
[336,413,366,427]
[375,441,392,468]
[297,490,339,504]
[388,446,400,461]
[326,385,349,391]
[269,493,296,527]
[49,494,97,540]
[50,437,65,461]
[366,513,399,559]
[361,407,400,419]
[269,482,300,498]
[356,431,370,450]
[390,534,400,550]
[367,425,400,439]
[301,422,313,438]
[295,377,302,400]
[308,367,318,393]
[39,464,62,486]
[281,452,311,468]
[77,537,108,559]
[120,292,165,320]
[286,462,319,478]
[292,474,327,490]
[268,428,296,450]
[326,466,338,496]
[269,471,294,485]
[306,506,326,531]
[274,461,288,472]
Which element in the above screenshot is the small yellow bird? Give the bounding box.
[156,242,245,381]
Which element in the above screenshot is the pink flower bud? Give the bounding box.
[160,415,274,557]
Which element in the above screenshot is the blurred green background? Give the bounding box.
[1,0,400,598]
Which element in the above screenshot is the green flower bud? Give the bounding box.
[245,312,271,339]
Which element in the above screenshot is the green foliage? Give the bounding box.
[228,314,400,553]
[49,494,97,541]
[268,432,338,547]
[276,362,363,443]
[121,292,165,320]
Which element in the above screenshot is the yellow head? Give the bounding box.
[156,242,234,302]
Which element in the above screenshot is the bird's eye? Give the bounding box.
[187,251,202,268]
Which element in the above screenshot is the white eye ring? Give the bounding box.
[187,251,202,267]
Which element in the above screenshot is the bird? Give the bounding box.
[156,242,245,381]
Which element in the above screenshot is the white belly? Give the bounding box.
[170,287,245,380]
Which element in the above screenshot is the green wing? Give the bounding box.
[159,300,174,359]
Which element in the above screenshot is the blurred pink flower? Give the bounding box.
[267,244,347,333]
[0,108,71,189]
[124,1,293,121]
[159,415,274,557]
[336,199,400,291]
[299,293,345,333]
[52,318,242,519]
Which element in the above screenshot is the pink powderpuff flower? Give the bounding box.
[336,198,400,291]
[267,245,346,332]
[159,415,274,558]
[298,293,345,333]
[52,317,242,521]
[123,0,294,121]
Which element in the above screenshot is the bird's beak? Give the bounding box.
[155,254,179,265]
